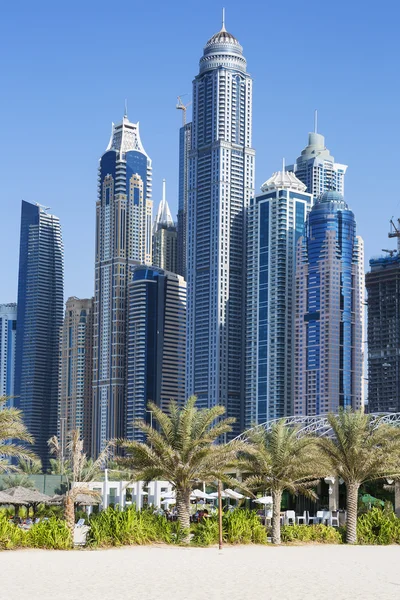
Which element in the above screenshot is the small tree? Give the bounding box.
[119,396,244,543]
[241,420,326,544]
[0,397,36,472]
[317,410,400,544]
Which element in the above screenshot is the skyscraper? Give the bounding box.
[92,114,152,455]
[246,170,312,427]
[366,252,400,413]
[59,297,94,454]
[177,121,192,279]
[0,303,17,404]
[126,266,186,440]
[186,17,255,437]
[294,191,364,415]
[15,201,64,465]
[287,118,347,202]
[153,180,178,274]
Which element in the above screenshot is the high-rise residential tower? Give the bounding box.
[15,201,64,465]
[366,249,400,413]
[287,118,347,202]
[186,18,255,436]
[246,170,312,427]
[59,297,94,454]
[92,115,152,455]
[0,303,17,404]
[126,266,186,440]
[177,121,192,279]
[152,180,178,274]
[294,191,364,415]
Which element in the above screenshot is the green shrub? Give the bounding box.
[357,507,400,545]
[281,524,342,544]
[191,510,267,546]
[25,518,71,549]
[0,514,24,549]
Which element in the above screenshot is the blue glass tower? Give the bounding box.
[177,122,192,279]
[14,201,64,465]
[294,191,364,415]
[92,115,152,455]
[0,303,17,404]
[246,170,312,427]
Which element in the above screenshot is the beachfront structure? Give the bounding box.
[246,170,312,427]
[126,267,186,440]
[186,18,255,437]
[366,253,400,412]
[152,180,178,274]
[92,114,152,456]
[59,297,94,454]
[14,200,64,465]
[0,303,17,404]
[177,122,192,279]
[294,191,364,415]
[287,121,347,203]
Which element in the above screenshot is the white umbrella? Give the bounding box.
[254,496,273,505]
[224,489,245,500]
[191,489,214,500]
[161,498,176,505]
[209,490,228,499]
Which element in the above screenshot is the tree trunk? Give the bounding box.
[346,482,360,544]
[64,493,75,545]
[271,490,283,545]
[176,488,191,544]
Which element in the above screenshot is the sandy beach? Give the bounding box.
[2,544,400,600]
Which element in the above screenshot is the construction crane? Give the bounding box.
[382,249,398,258]
[176,95,192,126]
[389,218,400,252]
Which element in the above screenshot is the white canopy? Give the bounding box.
[254,496,273,505]
[208,490,228,499]
[191,489,215,500]
[224,489,245,500]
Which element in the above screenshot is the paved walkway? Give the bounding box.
[2,545,400,600]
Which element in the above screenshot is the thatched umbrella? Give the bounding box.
[48,492,101,507]
[3,486,52,517]
[0,490,16,505]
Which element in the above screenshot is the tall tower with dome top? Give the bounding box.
[186,14,255,437]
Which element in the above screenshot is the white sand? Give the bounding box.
[2,545,400,600]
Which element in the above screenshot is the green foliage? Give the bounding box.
[25,518,71,549]
[0,513,24,549]
[87,506,176,547]
[357,507,400,545]
[191,510,267,546]
[281,524,342,544]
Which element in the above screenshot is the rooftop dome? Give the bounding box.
[314,190,349,211]
[319,190,345,203]
[199,12,246,74]
[205,27,241,48]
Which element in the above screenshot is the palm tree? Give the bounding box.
[119,396,244,543]
[0,396,36,471]
[0,473,35,491]
[317,410,400,544]
[62,430,112,537]
[18,457,43,474]
[241,420,327,544]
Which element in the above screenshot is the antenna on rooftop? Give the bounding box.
[314,109,318,134]
[124,99,128,118]
[222,7,226,31]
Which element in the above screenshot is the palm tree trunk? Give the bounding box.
[271,490,283,545]
[346,482,360,544]
[176,488,191,544]
[64,493,75,544]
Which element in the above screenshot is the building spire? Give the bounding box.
[314,109,318,134]
[124,99,128,118]
[162,178,166,202]
[221,7,226,31]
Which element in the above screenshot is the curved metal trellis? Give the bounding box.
[234,413,400,442]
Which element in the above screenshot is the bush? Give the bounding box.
[281,524,342,544]
[25,518,71,549]
[191,510,267,546]
[0,514,24,549]
[357,507,400,545]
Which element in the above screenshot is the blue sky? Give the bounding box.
[1,0,399,300]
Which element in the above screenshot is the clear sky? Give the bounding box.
[1,0,399,300]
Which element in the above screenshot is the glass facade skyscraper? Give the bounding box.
[126,267,186,440]
[0,303,17,404]
[15,200,64,465]
[92,115,152,455]
[294,191,364,415]
[186,21,255,437]
[177,122,192,279]
[287,131,347,203]
[153,180,177,274]
[366,254,400,413]
[246,171,312,427]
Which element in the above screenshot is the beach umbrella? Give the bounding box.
[191,489,215,500]
[209,490,228,499]
[2,486,52,504]
[0,490,16,505]
[254,496,273,505]
[48,492,101,506]
[224,489,245,500]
